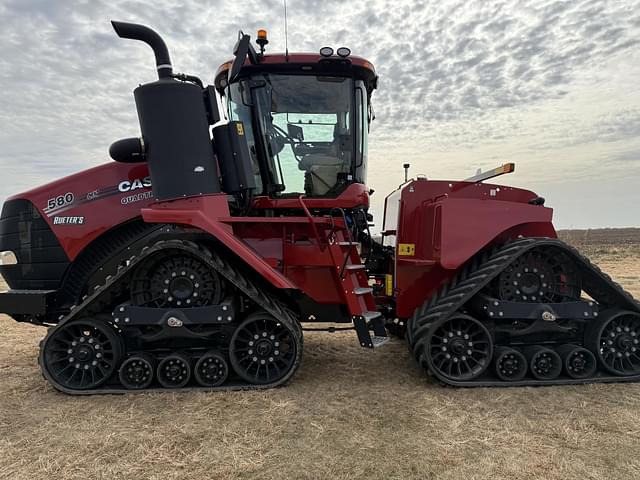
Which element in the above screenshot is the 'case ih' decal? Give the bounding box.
[118,176,152,192]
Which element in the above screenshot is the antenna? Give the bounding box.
[284,0,289,61]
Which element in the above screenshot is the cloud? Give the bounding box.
[0,0,638,228]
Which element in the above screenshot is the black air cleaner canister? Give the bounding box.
[134,78,220,201]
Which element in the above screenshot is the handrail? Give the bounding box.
[298,195,322,247]
[330,207,357,279]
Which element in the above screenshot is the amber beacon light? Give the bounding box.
[256,29,269,55]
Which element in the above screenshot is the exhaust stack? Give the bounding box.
[111,21,173,79]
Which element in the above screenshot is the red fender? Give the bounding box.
[141,194,297,290]
[437,198,555,270]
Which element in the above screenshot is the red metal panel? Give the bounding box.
[394,179,556,318]
[284,267,343,303]
[141,195,296,290]
[215,54,376,81]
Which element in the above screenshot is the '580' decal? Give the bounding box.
[45,192,74,212]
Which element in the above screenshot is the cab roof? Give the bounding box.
[214,53,378,93]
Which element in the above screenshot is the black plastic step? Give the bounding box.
[354,287,373,295]
[345,264,365,270]
[371,336,390,348]
[361,310,382,322]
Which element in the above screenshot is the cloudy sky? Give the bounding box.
[0,0,639,229]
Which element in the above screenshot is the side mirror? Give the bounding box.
[229,31,259,84]
[287,124,304,141]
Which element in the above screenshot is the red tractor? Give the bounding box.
[1,22,638,393]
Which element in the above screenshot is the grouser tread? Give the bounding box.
[38,239,303,395]
[408,237,640,387]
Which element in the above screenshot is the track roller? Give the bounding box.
[194,351,229,387]
[119,354,156,389]
[557,344,596,379]
[588,310,640,376]
[157,352,191,388]
[525,346,562,380]
[494,347,527,381]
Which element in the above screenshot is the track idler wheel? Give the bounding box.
[587,310,640,376]
[229,311,300,385]
[494,347,527,381]
[41,318,124,390]
[194,351,229,387]
[119,354,156,390]
[557,344,596,379]
[425,314,493,382]
[525,346,562,380]
[157,353,192,388]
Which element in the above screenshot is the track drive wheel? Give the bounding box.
[130,251,224,308]
[194,351,229,387]
[229,311,301,385]
[424,314,493,382]
[41,318,124,390]
[587,310,640,376]
[496,247,581,302]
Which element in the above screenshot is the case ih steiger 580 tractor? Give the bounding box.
[1,22,639,393]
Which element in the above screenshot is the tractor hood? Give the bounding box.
[5,161,153,260]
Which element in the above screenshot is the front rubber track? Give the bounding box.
[38,238,303,395]
[409,237,640,387]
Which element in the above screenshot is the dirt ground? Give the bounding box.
[1,232,640,480]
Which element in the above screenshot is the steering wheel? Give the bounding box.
[271,124,320,157]
[272,124,306,147]
[270,124,333,192]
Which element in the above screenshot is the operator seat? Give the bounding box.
[299,127,351,196]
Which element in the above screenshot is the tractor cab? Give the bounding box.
[214,33,377,201]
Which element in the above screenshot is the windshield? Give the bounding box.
[226,74,358,197]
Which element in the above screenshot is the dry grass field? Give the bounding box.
[2,229,640,480]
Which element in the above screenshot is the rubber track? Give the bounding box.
[408,237,640,387]
[38,239,303,395]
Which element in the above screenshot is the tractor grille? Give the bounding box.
[0,199,69,290]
